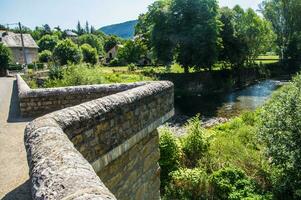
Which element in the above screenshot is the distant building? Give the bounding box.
[64,30,78,38]
[0,31,39,64]
[105,44,124,64]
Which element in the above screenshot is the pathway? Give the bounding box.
[0,77,31,199]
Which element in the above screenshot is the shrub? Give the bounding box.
[159,128,182,188]
[38,34,59,52]
[53,39,82,65]
[210,167,265,200]
[182,115,209,167]
[48,66,63,80]
[163,168,209,200]
[127,63,137,72]
[0,43,11,76]
[80,44,98,64]
[39,50,52,63]
[259,74,301,199]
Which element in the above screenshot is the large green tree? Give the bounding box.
[53,39,82,65]
[38,34,59,52]
[261,0,301,61]
[117,39,148,65]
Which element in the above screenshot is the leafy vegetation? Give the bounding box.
[39,50,52,63]
[53,39,82,65]
[43,64,152,88]
[0,43,11,76]
[80,44,98,65]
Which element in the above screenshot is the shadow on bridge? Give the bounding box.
[7,80,32,123]
[1,180,31,200]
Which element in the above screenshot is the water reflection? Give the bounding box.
[175,80,286,118]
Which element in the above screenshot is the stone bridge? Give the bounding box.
[17,75,174,199]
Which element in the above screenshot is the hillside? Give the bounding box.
[99,20,138,39]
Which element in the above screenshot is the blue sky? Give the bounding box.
[0,0,262,30]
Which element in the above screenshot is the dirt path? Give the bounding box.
[0,77,31,199]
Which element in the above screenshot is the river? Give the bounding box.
[175,79,287,119]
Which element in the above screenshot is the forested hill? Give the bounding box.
[99,20,138,39]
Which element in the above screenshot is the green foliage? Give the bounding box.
[127,63,137,72]
[210,167,266,200]
[0,43,11,71]
[80,44,98,65]
[117,39,148,65]
[38,34,59,52]
[48,66,64,80]
[53,39,82,65]
[43,64,152,88]
[39,50,52,63]
[259,74,301,199]
[262,0,301,60]
[159,128,182,188]
[164,168,209,200]
[78,34,104,54]
[182,115,209,167]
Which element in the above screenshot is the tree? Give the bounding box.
[38,34,59,52]
[85,21,90,33]
[117,39,148,65]
[136,0,174,66]
[78,34,104,54]
[39,50,52,63]
[235,7,275,63]
[76,21,84,35]
[218,7,248,68]
[90,26,96,34]
[80,44,98,64]
[53,39,82,65]
[0,43,11,77]
[171,0,221,72]
[261,0,301,61]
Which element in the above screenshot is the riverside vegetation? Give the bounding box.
[159,73,301,200]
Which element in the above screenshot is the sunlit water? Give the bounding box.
[175,80,287,118]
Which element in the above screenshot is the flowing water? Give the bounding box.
[175,79,287,119]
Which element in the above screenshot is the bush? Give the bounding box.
[48,66,63,80]
[80,44,98,64]
[159,128,182,188]
[39,50,52,63]
[127,63,137,72]
[182,115,209,167]
[38,34,59,52]
[53,39,82,65]
[163,168,209,200]
[259,74,301,199]
[0,43,11,76]
[210,167,266,200]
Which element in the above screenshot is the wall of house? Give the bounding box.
[24,79,174,200]
[17,75,148,117]
[10,47,38,64]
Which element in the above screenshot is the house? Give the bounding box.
[105,44,124,64]
[0,31,39,64]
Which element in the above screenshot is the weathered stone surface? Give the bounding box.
[23,74,174,200]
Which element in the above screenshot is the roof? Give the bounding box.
[64,30,78,37]
[0,31,39,49]
[107,44,124,53]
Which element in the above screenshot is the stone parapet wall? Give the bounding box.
[16,74,148,117]
[24,79,174,200]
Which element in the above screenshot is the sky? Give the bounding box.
[0,0,262,30]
